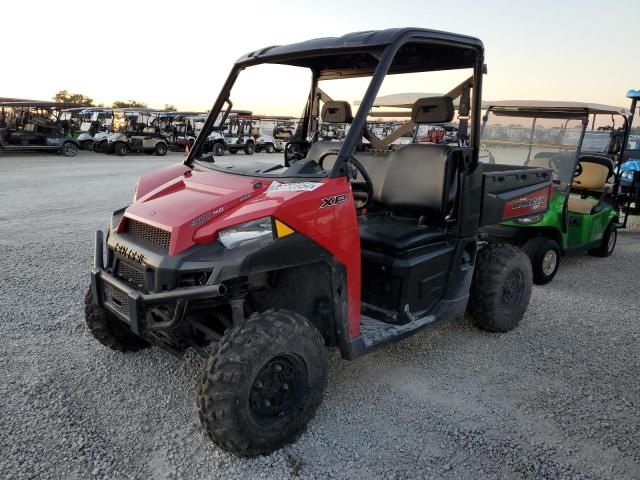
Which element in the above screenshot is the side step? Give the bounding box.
[359,314,436,352]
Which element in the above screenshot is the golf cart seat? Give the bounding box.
[358,96,457,255]
[568,155,614,214]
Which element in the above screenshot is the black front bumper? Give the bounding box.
[90,230,226,335]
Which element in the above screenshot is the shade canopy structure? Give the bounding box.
[486,100,628,118]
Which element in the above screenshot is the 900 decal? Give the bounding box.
[320,194,348,208]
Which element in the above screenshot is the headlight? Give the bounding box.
[218,217,274,249]
[621,171,633,180]
[514,214,544,225]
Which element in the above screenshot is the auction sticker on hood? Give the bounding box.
[267,181,323,193]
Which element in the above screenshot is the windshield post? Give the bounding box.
[328,45,399,179]
[187,66,242,165]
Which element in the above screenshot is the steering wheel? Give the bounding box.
[317,149,374,211]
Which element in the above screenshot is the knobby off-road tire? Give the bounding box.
[467,242,533,332]
[198,309,328,456]
[588,222,617,257]
[84,289,150,352]
[521,237,560,285]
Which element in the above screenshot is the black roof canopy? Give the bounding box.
[235,28,483,79]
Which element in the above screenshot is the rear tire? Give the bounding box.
[61,142,79,157]
[244,142,255,155]
[467,243,533,332]
[265,143,276,154]
[588,222,617,257]
[84,289,150,352]
[114,142,128,156]
[198,309,328,457]
[521,237,560,285]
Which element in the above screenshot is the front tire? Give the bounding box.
[467,243,533,332]
[265,143,276,154]
[244,142,255,155]
[198,309,328,457]
[521,237,560,285]
[154,142,168,156]
[114,142,129,156]
[84,289,150,352]
[213,142,225,156]
[588,222,617,257]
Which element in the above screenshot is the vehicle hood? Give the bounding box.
[121,168,329,255]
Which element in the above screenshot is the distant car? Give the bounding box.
[0,118,79,157]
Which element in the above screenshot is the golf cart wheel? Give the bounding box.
[61,142,79,157]
[154,142,168,156]
[114,142,129,156]
[265,143,276,154]
[198,309,328,457]
[244,143,255,155]
[588,222,617,257]
[467,242,533,332]
[521,237,561,285]
[84,289,150,352]
[229,149,238,154]
[213,143,225,156]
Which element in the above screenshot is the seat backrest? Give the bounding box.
[572,155,613,190]
[378,144,456,215]
[321,101,353,124]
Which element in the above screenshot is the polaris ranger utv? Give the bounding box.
[480,100,634,284]
[86,28,551,456]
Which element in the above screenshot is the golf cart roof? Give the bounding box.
[235,28,483,79]
[0,101,86,109]
[487,100,628,117]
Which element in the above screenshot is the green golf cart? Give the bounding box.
[481,100,632,284]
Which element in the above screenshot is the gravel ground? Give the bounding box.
[0,151,639,480]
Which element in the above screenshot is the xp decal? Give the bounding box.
[320,194,348,208]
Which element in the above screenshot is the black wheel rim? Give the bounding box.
[249,354,307,423]
[501,269,524,312]
[608,229,617,253]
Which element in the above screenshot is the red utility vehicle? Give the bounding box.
[86,28,551,456]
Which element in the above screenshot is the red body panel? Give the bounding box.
[124,167,362,337]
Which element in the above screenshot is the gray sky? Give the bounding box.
[4,0,638,113]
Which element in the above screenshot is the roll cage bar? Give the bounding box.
[187,28,485,176]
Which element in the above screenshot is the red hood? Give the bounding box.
[121,168,349,256]
[123,169,275,255]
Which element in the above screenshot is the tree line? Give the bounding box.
[52,90,176,111]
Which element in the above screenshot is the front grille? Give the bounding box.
[126,219,171,250]
[104,285,129,317]
[116,262,145,288]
